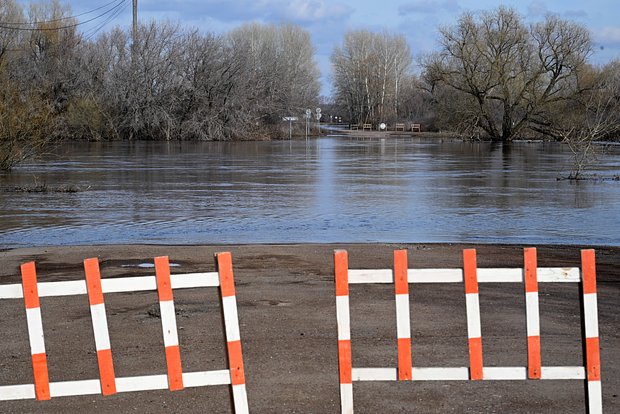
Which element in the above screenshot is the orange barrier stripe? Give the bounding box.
[84,258,104,306]
[31,353,50,400]
[165,345,184,391]
[586,337,601,381]
[397,338,412,381]
[463,249,478,294]
[155,256,173,302]
[227,340,246,386]
[394,250,409,295]
[468,337,483,380]
[20,262,40,309]
[524,248,538,293]
[338,339,352,384]
[216,252,236,298]
[334,250,349,297]
[527,336,541,379]
[581,250,597,295]
[96,349,117,395]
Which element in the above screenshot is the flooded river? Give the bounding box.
[1,136,619,247]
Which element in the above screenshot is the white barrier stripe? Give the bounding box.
[541,366,586,380]
[395,294,411,339]
[588,381,603,414]
[352,368,397,381]
[116,374,174,393]
[340,383,354,414]
[0,273,220,299]
[347,268,581,284]
[482,367,527,380]
[465,293,481,339]
[171,273,220,289]
[232,384,250,414]
[478,269,522,282]
[583,293,599,338]
[538,268,580,282]
[350,366,589,382]
[353,367,472,381]
[102,277,156,293]
[413,367,469,381]
[222,296,241,342]
[0,369,232,400]
[349,269,393,284]
[0,284,23,299]
[90,303,111,351]
[159,300,179,348]
[410,269,463,283]
[25,307,46,355]
[183,370,231,387]
[525,292,540,337]
[0,384,35,400]
[336,296,351,341]
[50,380,101,397]
[36,280,87,297]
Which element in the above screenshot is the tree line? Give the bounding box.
[0,0,320,170]
[331,8,619,149]
[1,2,619,174]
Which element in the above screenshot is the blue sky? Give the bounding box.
[21,0,620,96]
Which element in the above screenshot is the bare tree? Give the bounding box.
[331,30,412,124]
[551,61,620,178]
[421,7,592,141]
[0,0,76,170]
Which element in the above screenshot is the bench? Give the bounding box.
[363,124,372,131]
[411,123,421,132]
[394,123,405,131]
[350,124,359,130]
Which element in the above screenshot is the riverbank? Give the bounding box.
[0,243,618,413]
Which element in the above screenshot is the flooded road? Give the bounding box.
[1,137,619,247]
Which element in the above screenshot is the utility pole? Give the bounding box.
[131,0,138,62]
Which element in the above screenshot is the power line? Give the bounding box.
[0,0,124,27]
[0,0,128,32]
[82,1,130,42]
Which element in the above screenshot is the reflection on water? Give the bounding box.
[1,137,619,247]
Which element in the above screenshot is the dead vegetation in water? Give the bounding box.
[3,183,89,193]
[556,174,620,182]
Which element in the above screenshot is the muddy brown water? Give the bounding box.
[1,137,619,247]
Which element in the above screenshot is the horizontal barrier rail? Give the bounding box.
[347,267,580,284]
[334,248,602,414]
[0,272,220,299]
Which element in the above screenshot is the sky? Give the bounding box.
[18,0,620,96]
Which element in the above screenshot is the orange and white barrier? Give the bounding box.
[334,248,603,414]
[0,252,249,413]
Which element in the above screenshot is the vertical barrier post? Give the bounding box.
[84,258,117,395]
[155,256,184,391]
[216,252,249,414]
[20,262,51,400]
[524,248,541,379]
[334,250,353,414]
[580,250,602,414]
[393,250,412,381]
[463,249,483,380]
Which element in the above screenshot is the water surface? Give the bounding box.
[1,137,619,247]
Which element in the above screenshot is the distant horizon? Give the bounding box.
[15,0,620,96]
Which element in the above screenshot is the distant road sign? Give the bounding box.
[316,113,321,121]
[282,117,298,121]
[316,108,321,113]
[306,109,312,116]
